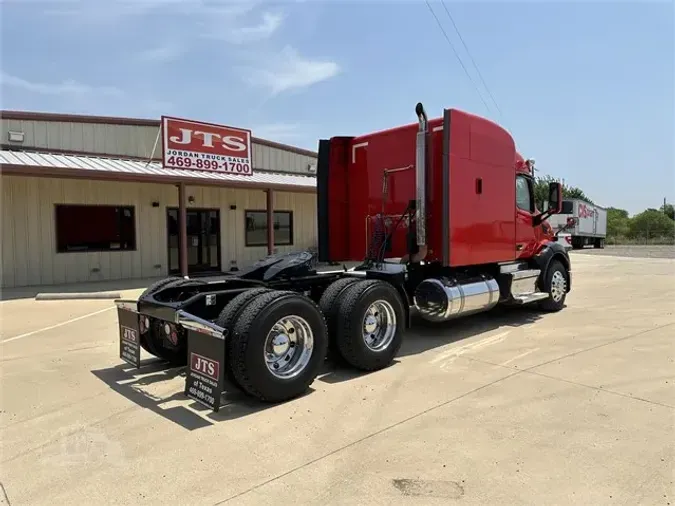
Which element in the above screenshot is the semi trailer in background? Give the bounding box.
[546,198,607,249]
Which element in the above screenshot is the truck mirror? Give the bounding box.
[548,182,563,214]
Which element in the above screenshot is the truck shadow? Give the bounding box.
[91,306,550,429]
[400,306,544,356]
[91,359,279,431]
[318,306,545,384]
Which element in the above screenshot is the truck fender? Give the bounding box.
[532,241,572,292]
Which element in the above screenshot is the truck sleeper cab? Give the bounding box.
[114,102,571,408]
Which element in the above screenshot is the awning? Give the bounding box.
[0,150,317,193]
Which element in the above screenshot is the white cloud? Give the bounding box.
[0,73,123,97]
[45,0,281,45]
[200,10,284,44]
[252,122,303,141]
[136,45,184,63]
[45,0,189,16]
[242,46,340,95]
[42,0,187,23]
[217,11,283,44]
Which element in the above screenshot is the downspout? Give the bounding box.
[412,102,429,262]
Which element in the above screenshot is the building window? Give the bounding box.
[55,204,136,253]
[244,210,294,247]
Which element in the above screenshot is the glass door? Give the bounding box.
[167,208,221,275]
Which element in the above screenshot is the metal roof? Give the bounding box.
[0,150,317,191]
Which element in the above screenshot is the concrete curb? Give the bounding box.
[35,292,122,301]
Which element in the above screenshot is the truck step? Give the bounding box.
[512,292,550,305]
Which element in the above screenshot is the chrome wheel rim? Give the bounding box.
[550,271,567,302]
[362,300,397,351]
[264,315,314,379]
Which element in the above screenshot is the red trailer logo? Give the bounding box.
[190,352,219,381]
[161,116,252,175]
[578,203,595,219]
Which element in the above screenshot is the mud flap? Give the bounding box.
[177,310,227,412]
[116,300,141,368]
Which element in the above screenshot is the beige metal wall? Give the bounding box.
[0,175,317,288]
[1,118,317,175]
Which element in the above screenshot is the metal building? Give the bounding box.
[0,111,318,289]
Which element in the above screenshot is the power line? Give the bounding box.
[438,0,503,119]
[424,0,492,115]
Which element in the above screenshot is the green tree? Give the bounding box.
[533,174,594,210]
[533,175,556,210]
[629,209,675,240]
[660,203,674,220]
[564,186,592,202]
[606,207,630,239]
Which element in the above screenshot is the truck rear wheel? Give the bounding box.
[215,287,274,390]
[334,279,405,371]
[538,259,568,312]
[319,277,359,353]
[142,278,206,364]
[593,238,605,249]
[139,276,181,301]
[229,290,329,402]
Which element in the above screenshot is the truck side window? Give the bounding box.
[516,175,533,213]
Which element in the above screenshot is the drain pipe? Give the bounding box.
[412,102,429,262]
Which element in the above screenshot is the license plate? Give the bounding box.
[116,301,141,368]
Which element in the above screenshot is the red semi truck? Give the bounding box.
[114,103,571,409]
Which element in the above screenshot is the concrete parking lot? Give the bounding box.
[1,251,674,506]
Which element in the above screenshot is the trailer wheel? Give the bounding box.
[593,238,605,249]
[319,277,359,352]
[334,279,405,371]
[538,259,568,312]
[215,287,274,389]
[141,278,206,364]
[230,290,328,402]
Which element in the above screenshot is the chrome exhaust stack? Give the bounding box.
[413,102,428,261]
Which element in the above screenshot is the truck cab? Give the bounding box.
[514,155,557,259]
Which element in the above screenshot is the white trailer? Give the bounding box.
[545,198,607,249]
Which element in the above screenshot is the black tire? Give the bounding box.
[230,290,329,402]
[215,288,274,389]
[334,279,405,371]
[319,277,360,351]
[593,238,605,249]
[139,276,182,300]
[142,278,206,363]
[537,259,568,312]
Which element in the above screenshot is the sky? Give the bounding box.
[1,0,673,215]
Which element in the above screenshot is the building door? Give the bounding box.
[167,208,222,275]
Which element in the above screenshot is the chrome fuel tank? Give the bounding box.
[413,276,500,322]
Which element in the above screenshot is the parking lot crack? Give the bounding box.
[212,370,522,504]
[522,322,674,373]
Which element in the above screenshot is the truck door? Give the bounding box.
[515,174,538,258]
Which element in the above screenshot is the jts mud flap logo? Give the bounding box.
[121,326,137,343]
[190,353,219,381]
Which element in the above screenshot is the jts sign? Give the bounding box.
[161,116,253,175]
